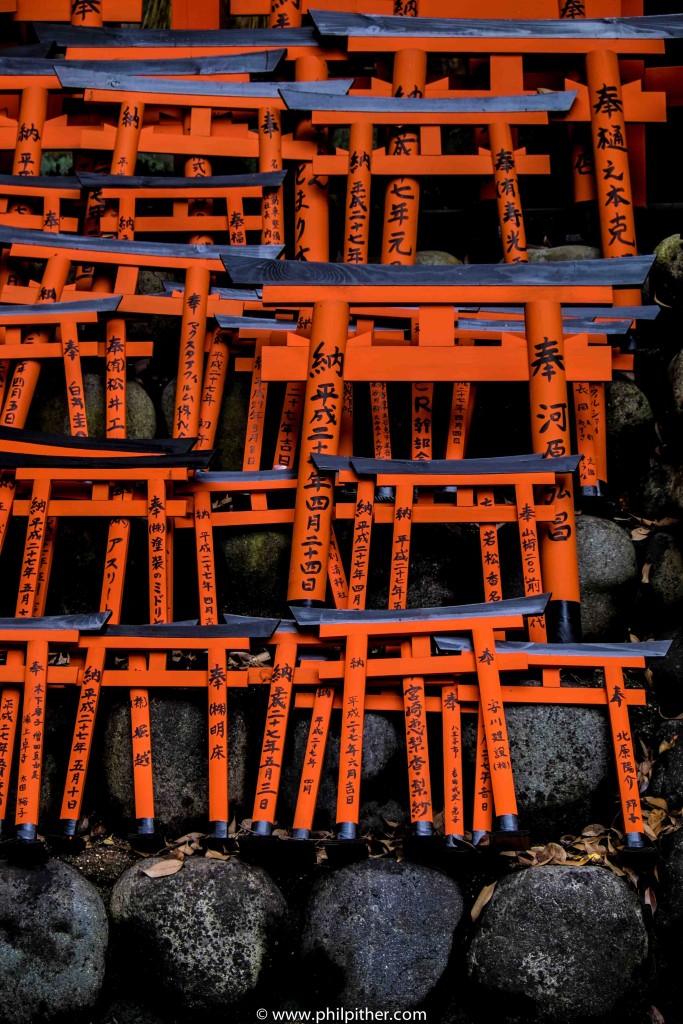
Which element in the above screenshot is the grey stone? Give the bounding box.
[651,234,683,307]
[160,377,176,436]
[213,372,252,471]
[463,700,612,836]
[576,516,638,639]
[415,250,462,265]
[606,380,654,439]
[527,244,601,262]
[102,692,248,835]
[110,856,288,1013]
[648,626,683,716]
[637,531,683,624]
[0,859,108,1024]
[38,373,156,439]
[467,866,649,1023]
[633,463,679,521]
[301,859,463,1009]
[659,828,683,933]
[668,349,683,414]
[650,720,683,810]
[218,528,292,617]
[605,380,655,481]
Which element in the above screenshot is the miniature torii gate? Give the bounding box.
[222,252,654,640]
[0,612,111,847]
[0,613,280,850]
[433,634,671,856]
[289,595,548,853]
[0,226,280,437]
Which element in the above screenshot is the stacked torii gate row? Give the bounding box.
[220,301,640,496]
[0,613,282,849]
[220,253,653,642]
[0,226,282,441]
[0,609,664,858]
[287,629,669,857]
[0,171,290,240]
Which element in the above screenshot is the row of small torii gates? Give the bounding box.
[0,0,679,864]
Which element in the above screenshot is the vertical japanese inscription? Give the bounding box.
[288,301,349,604]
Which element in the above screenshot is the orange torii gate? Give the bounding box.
[0,614,280,853]
[221,251,654,641]
[288,633,667,860]
[0,613,111,852]
[0,437,213,843]
[307,11,680,214]
[0,226,281,437]
[288,595,548,858]
[433,634,670,858]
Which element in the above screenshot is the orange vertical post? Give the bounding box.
[294,56,330,263]
[288,300,349,605]
[381,48,426,266]
[14,638,48,841]
[251,632,299,836]
[207,648,229,836]
[344,123,373,265]
[259,108,284,248]
[70,0,104,25]
[516,482,547,642]
[197,330,230,451]
[524,300,581,643]
[335,632,368,839]
[442,686,465,845]
[471,625,520,836]
[269,0,302,26]
[489,122,528,264]
[0,687,19,837]
[604,662,646,848]
[174,265,210,440]
[292,686,334,837]
[105,320,127,439]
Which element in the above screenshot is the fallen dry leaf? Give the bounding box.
[471,882,496,922]
[642,563,652,584]
[140,859,183,878]
[205,848,230,861]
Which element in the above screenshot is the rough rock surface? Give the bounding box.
[636,531,683,628]
[0,859,108,1024]
[651,234,683,307]
[301,859,463,1009]
[606,379,655,480]
[527,244,601,262]
[467,866,649,1023]
[102,693,248,834]
[648,626,683,715]
[217,529,293,617]
[650,721,683,809]
[110,856,288,1013]
[415,250,462,264]
[576,516,638,639]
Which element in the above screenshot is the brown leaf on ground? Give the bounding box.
[471,882,496,922]
[140,859,183,878]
